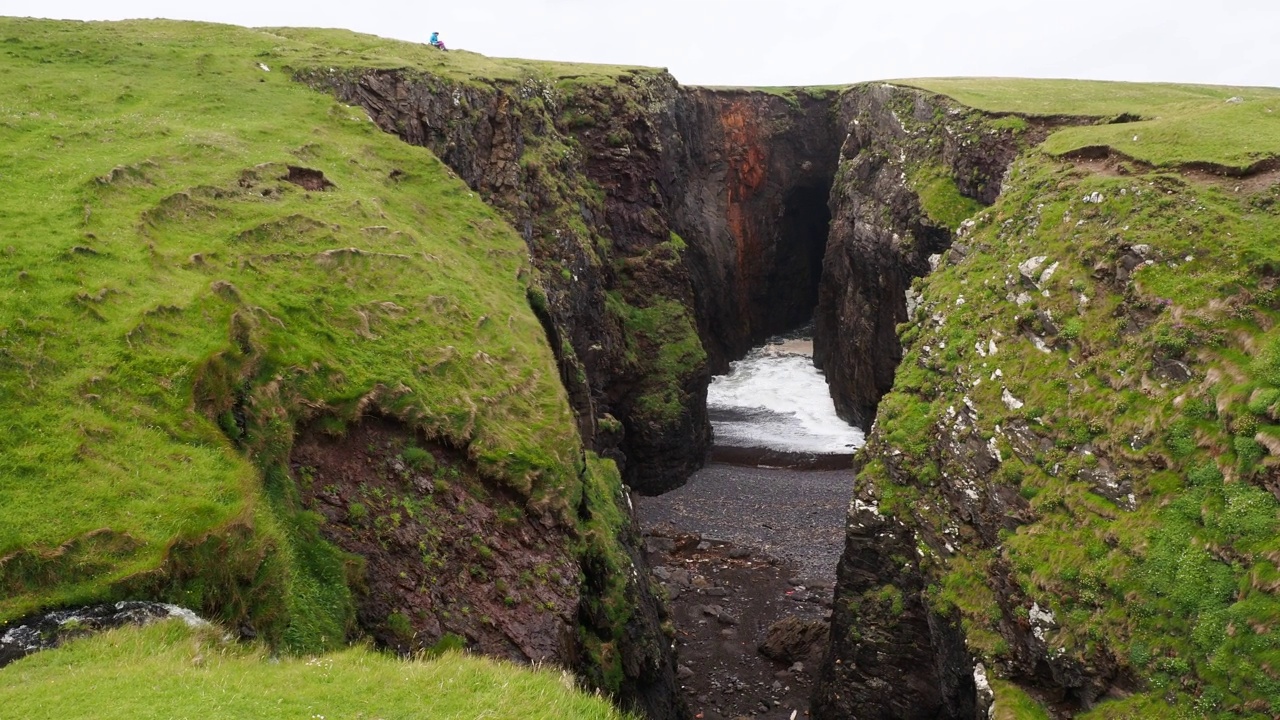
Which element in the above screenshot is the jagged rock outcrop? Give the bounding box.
[813,499,976,719]
[810,86,1078,719]
[814,84,1039,429]
[669,89,842,370]
[299,69,845,490]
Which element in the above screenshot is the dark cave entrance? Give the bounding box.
[756,183,833,340]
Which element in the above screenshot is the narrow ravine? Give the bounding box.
[637,327,862,720]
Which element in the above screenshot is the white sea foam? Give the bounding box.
[708,342,865,454]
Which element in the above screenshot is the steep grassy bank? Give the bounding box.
[0,620,629,719]
[819,79,1280,718]
[0,16,672,714]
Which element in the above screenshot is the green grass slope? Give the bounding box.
[901,77,1280,170]
[862,79,1280,716]
[0,15,620,649]
[0,620,628,720]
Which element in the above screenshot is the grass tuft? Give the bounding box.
[0,620,629,720]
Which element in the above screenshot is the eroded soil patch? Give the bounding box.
[291,416,577,663]
[1068,152,1280,194]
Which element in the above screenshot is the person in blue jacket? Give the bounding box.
[429,32,446,50]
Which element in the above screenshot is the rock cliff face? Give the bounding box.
[296,68,847,718]
[814,496,977,719]
[811,86,1073,720]
[814,81,1280,718]
[301,69,844,490]
[669,89,842,370]
[814,85,1041,429]
[297,67,706,497]
[305,70,1142,719]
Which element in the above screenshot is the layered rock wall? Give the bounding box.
[669,89,842,370]
[814,85,1030,429]
[301,69,1073,719]
[301,69,846,491]
[296,68,847,719]
[811,86,1064,719]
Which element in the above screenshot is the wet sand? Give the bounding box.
[637,461,852,583]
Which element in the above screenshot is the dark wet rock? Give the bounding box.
[814,504,977,720]
[759,616,829,665]
[1152,356,1193,382]
[647,536,677,554]
[813,84,1067,431]
[702,605,739,626]
[0,601,206,668]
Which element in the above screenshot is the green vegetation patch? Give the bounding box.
[991,679,1051,720]
[607,291,706,427]
[898,77,1280,169]
[0,17,579,643]
[0,621,628,720]
[867,138,1280,713]
[910,167,985,230]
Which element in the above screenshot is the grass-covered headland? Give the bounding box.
[5,14,1280,720]
[858,78,1280,716]
[0,16,651,713]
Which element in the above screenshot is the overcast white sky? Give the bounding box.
[4,1,1278,88]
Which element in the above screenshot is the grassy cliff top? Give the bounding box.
[265,26,657,84]
[0,16,585,621]
[897,77,1280,170]
[0,621,628,720]
[861,80,1280,716]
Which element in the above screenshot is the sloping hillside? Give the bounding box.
[815,79,1280,718]
[0,17,669,715]
[0,620,627,720]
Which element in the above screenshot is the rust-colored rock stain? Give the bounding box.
[721,101,769,328]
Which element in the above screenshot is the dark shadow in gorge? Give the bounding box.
[756,183,833,341]
[670,89,844,378]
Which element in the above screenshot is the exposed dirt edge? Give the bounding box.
[1058,144,1280,179]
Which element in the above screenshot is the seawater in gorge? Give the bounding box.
[707,327,865,465]
[637,326,861,720]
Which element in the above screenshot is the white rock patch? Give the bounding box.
[1002,388,1025,411]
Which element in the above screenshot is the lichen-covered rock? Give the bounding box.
[816,83,1280,717]
[813,84,1055,429]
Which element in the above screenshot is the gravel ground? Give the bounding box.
[636,462,853,583]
